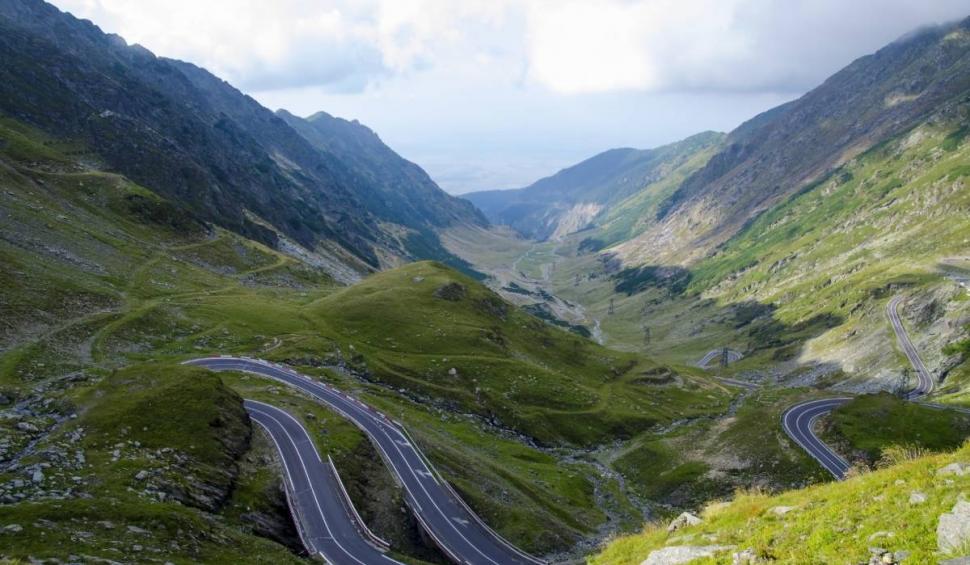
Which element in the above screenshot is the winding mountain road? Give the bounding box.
[781,398,853,479]
[887,295,934,398]
[186,357,544,565]
[696,348,743,369]
[781,295,938,480]
[245,399,399,564]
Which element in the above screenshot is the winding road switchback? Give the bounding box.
[245,400,399,564]
[887,296,934,399]
[781,398,853,479]
[782,295,949,480]
[186,357,545,565]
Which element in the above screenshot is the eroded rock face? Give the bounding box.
[938,500,970,553]
[640,545,734,565]
[433,282,467,301]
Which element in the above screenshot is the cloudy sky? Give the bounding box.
[50,1,969,194]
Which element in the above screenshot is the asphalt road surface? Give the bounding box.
[887,295,934,398]
[187,357,544,565]
[696,348,743,369]
[245,399,400,564]
[781,397,853,479]
[782,295,941,480]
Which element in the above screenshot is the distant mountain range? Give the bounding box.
[464,132,724,241]
[0,0,484,276]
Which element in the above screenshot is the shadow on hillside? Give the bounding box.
[594,257,846,366]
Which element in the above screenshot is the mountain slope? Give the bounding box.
[447,19,970,407]
[464,132,724,241]
[615,17,970,265]
[0,0,480,274]
[683,101,970,387]
[279,110,486,231]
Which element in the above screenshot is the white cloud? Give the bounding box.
[523,0,970,94]
[51,0,970,96]
[51,0,521,92]
[54,0,387,91]
[525,0,747,93]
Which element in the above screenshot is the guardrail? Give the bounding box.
[327,455,391,552]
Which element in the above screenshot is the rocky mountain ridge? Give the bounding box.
[616,16,970,265]
[0,0,483,276]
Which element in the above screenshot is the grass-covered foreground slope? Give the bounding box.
[592,441,970,564]
[0,115,733,559]
[0,364,303,564]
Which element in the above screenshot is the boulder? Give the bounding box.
[937,463,970,477]
[667,512,702,532]
[939,501,970,553]
[769,505,797,516]
[732,548,762,564]
[909,491,927,505]
[866,547,898,565]
[15,422,38,432]
[641,545,734,565]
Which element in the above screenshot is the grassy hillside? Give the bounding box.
[592,440,970,564]
[822,393,970,467]
[305,261,728,446]
[0,116,735,559]
[680,109,970,387]
[0,364,304,564]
